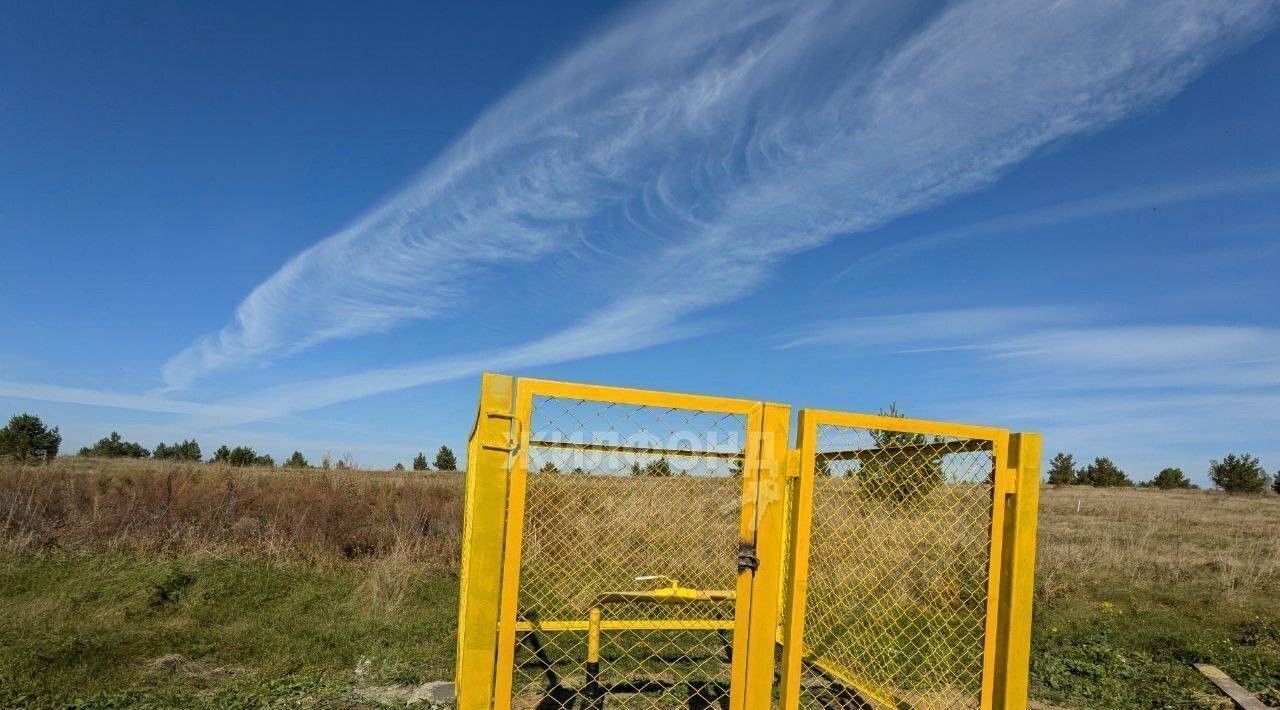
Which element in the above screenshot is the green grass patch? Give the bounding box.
[0,551,458,708]
[1031,580,1280,708]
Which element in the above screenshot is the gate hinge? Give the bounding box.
[480,409,521,453]
[737,542,759,574]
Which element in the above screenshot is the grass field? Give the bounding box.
[1,458,1278,708]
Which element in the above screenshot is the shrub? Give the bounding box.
[434,445,458,471]
[227,446,257,467]
[252,454,275,468]
[393,463,406,471]
[1149,467,1192,490]
[1208,453,1268,493]
[630,457,673,477]
[1076,457,1132,487]
[80,432,150,459]
[412,452,429,471]
[284,451,310,468]
[1047,453,1077,486]
[0,413,61,462]
[152,439,202,461]
[860,403,943,503]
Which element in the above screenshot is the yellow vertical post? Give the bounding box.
[727,403,764,710]
[980,433,1013,708]
[455,373,515,710]
[992,432,1042,709]
[742,402,791,703]
[491,381,533,708]
[778,411,816,710]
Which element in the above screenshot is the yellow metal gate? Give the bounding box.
[457,375,1040,710]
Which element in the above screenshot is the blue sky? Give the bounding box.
[2,0,1278,483]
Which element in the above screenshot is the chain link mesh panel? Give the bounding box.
[511,395,749,709]
[798,422,997,709]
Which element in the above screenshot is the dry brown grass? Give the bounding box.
[1036,485,1280,602]
[5,459,1280,706]
[7,459,1277,602]
[0,456,464,570]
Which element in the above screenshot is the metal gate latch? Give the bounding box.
[737,542,759,573]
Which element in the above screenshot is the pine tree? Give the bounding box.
[1208,454,1268,493]
[227,446,257,467]
[284,451,309,468]
[153,439,201,461]
[1046,453,1077,486]
[1150,467,1192,490]
[412,452,428,471]
[393,463,406,471]
[637,457,673,477]
[0,413,61,463]
[862,403,943,502]
[79,432,150,459]
[434,445,458,471]
[1076,457,1132,487]
[212,445,232,463]
[252,454,275,468]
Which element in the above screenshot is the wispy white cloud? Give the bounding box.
[779,306,1086,350]
[786,307,1280,481]
[785,307,1280,391]
[155,0,1278,410]
[0,381,267,419]
[828,168,1280,283]
[992,326,1280,370]
[945,388,1280,481]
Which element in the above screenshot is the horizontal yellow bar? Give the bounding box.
[804,408,1007,442]
[515,619,735,633]
[519,377,762,416]
[528,438,743,461]
[819,438,993,461]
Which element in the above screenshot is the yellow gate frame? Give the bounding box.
[456,374,1040,709]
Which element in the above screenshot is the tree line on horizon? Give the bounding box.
[1046,451,1277,493]
[4,411,1275,491]
[0,413,460,472]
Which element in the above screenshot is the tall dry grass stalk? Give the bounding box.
[7,459,1278,615]
[0,457,463,575]
[1036,485,1280,601]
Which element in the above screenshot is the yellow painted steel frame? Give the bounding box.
[486,377,788,710]
[456,374,516,708]
[456,374,1040,710]
[777,409,1040,710]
